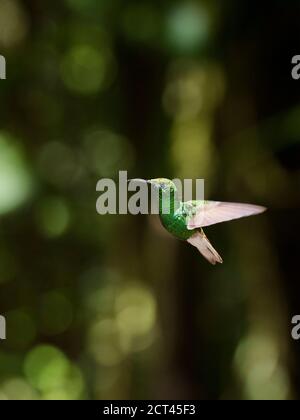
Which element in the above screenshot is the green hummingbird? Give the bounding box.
[131,178,266,265]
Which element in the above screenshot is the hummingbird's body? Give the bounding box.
[131,178,266,265]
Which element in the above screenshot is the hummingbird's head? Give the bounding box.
[128,178,177,193]
[128,178,179,212]
[148,178,177,193]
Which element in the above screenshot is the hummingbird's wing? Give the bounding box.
[185,201,266,229]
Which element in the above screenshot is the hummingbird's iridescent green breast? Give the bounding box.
[159,207,195,241]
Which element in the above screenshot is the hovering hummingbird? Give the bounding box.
[130,178,266,265]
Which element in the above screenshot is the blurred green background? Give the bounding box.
[0,0,299,400]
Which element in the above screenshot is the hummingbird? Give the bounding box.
[130,178,266,265]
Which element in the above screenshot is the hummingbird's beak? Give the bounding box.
[128,178,150,184]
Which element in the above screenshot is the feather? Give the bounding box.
[186,201,266,229]
[187,230,223,265]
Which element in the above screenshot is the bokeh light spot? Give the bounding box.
[61,45,112,95]
[171,119,214,180]
[87,319,123,367]
[115,285,157,353]
[234,332,291,400]
[165,3,210,52]
[0,378,39,400]
[84,129,135,177]
[24,345,70,392]
[35,197,71,238]
[37,141,84,188]
[42,366,84,400]
[0,0,28,47]
[0,133,33,215]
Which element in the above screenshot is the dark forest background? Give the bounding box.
[0,0,299,400]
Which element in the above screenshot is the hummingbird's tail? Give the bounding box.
[187,229,223,265]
